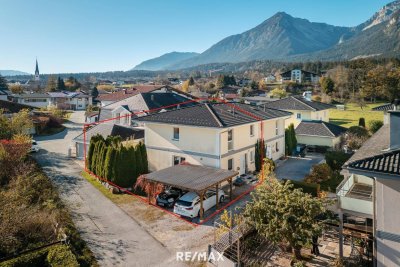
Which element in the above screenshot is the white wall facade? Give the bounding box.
[284,109,330,128]
[17,97,51,108]
[144,118,286,173]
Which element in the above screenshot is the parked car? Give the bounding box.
[30,140,40,153]
[233,176,246,186]
[156,187,184,208]
[173,189,226,218]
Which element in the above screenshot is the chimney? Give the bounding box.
[302,91,312,101]
[389,101,400,150]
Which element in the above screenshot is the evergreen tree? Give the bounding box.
[188,76,195,86]
[111,148,121,183]
[57,77,66,91]
[126,146,137,185]
[0,75,8,91]
[104,146,115,180]
[135,145,144,175]
[358,117,366,128]
[140,143,148,174]
[91,86,99,98]
[45,75,57,92]
[90,141,100,174]
[86,135,100,171]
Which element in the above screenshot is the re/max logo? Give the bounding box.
[176,251,224,262]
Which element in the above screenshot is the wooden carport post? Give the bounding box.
[200,191,204,221]
[216,183,219,209]
[148,181,152,205]
[229,177,233,201]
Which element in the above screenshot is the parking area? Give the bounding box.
[275,153,325,181]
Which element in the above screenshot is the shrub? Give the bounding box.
[347,126,369,138]
[368,120,384,134]
[325,151,352,171]
[304,163,333,184]
[0,247,49,267]
[284,179,319,197]
[358,117,366,128]
[46,245,79,267]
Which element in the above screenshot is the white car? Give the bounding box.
[173,189,226,218]
[30,140,40,153]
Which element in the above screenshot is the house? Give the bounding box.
[98,91,196,123]
[10,91,92,110]
[264,75,276,83]
[218,86,243,101]
[295,120,347,149]
[337,105,400,266]
[72,123,144,159]
[262,92,334,128]
[137,102,291,173]
[280,69,320,84]
[0,99,38,134]
[96,85,189,107]
[372,99,400,124]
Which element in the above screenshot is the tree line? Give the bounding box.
[86,134,148,188]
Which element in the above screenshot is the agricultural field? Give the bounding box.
[329,102,385,128]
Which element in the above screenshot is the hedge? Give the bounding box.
[47,245,79,267]
[284,179,319,197]
[0,247,49,267]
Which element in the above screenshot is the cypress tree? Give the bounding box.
[255,140,260,171]
[111,148,120,184]
[135,145,144,176]
[104,146,115,180]
[87,138,96,171]
[91,141,100,174]
[140,143,148,174]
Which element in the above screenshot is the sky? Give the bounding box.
[0,0,393,74]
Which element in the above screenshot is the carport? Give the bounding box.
[144,164,239,220]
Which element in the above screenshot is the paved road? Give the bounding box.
[275,153,325,181]
[34,112,180,267]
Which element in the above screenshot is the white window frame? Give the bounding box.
[116,112,120,124]
[173,127,179,140]
[296,113,301,119]
[228,158,233,170]
[250,125,254,137]
[173,155,186,165]
[250,151,254,163]
[228,129,233,151]
[275,120,279,135]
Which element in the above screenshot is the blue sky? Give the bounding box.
[0,0,393,74]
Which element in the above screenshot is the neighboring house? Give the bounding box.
[280,69,320,84]
[242,96,276,106]
[295,121,347,149]
[262,93,334,128]
[264,75,276,83]
[85,111,100,123]
[218,86,243,101]
[337,107,400,266]
[372,99,400,124]
[96,85,190,107]
[0,89,8,101]
[137,102,291,173]
[10,91,92,110]
[72,123,144,159]
[11,93,52,108]
[98,91,196,123]
[0,99,38,134]
[47,91,92,110]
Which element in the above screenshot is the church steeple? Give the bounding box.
[34,58,40,81]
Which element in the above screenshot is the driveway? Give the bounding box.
[33,112,181,267]
[275,153,325,181]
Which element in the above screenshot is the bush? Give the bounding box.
[284,179,319,197]
[358,117,366,128]
[305,163,333,184]
[325,151,352,171]
[347,126,369,138]
[368,120,384,134]
[320,172,344,192]
[0,247,49,267]
[47,245,79,267]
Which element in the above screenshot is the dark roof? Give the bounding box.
[73,124,144,143]
[280,69,318,75]
[144,164,238,193]
[347,149,400,177]
[263,96,334,111]
[295,121,347,137]
[344,124,390,165]
[0,90,8,95]
[12,93,50,98]
[141,92,196,111]
[138,102,292,128]
[0,99,38,113]
[372,103,394,111]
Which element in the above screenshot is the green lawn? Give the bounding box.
[329,102,384,128]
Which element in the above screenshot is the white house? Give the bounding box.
[137,102,291,174]
[11,93,52,108]
[280,69,320,84]
[338,106,400,266]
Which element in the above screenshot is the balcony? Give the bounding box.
[336,174,373,216]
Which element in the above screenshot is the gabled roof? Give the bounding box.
[295,121,347,138]
[138,102,292,128]
[73,124,144,143]
[263,96,334,111]
[0,90,8,95]
[372,103,394,111]
[0,99,38,113]
[347,149,400,177]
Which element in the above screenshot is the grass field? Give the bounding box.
[329,102,385,128]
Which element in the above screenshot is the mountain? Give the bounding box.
[169,12,353,69]
[359,0,400,31]
[132,52,199,71]
[0,70,30,76]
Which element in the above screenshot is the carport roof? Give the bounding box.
[144,164,238,193]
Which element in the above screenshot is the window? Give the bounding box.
[228,129,233,151]
[228,159,233,170]
[173,156,186,165]
[250,125,254,137]
[276,142,279,152]
[116,113,120,123]
[296,113,301,119]
[275,120,279,135]
[124,115,130,125]
[250,151,254,163]
[173,127,179,140]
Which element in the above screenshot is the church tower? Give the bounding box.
[34,59,40,81]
